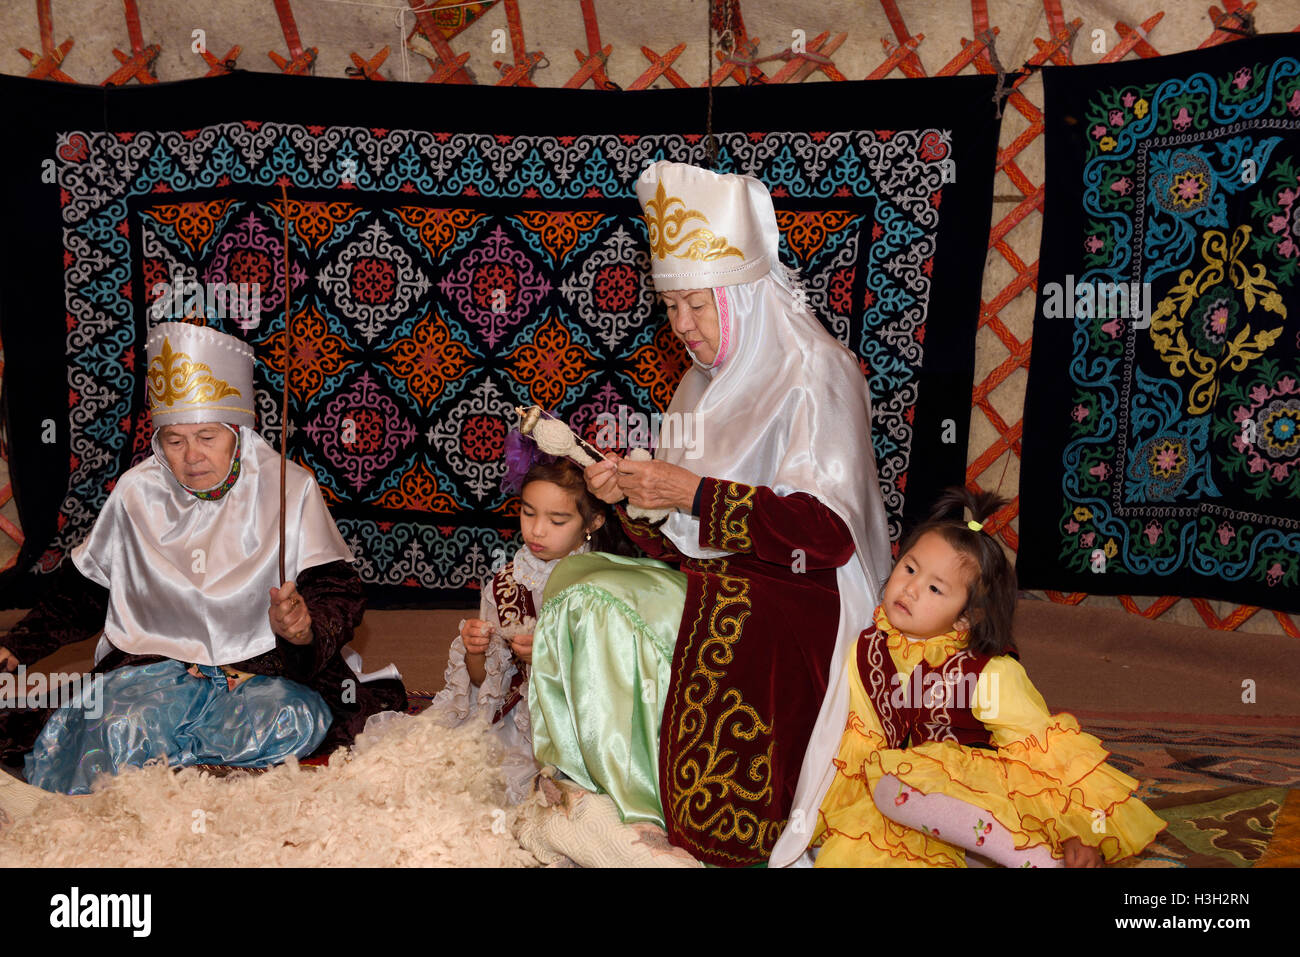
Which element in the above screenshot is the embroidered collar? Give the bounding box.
[512,540,590,591]
[873,604,967,669]
[185,431,242,501]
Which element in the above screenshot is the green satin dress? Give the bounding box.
[528,551,688,826]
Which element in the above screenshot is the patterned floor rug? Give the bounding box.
[1118,785,1288,868]
[1256,789,1300,867]
[1079,716,1300,801]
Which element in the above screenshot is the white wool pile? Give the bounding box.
[0,712,541,867]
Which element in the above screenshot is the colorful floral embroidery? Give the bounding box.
[1024,41,1300,605]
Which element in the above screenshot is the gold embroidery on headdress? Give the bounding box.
[643,181,744,262]
[147,337,242,409]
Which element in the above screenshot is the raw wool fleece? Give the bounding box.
[0,712,542,867]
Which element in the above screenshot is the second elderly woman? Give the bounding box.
[528,161,893,867]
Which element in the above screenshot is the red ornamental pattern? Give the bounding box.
[349,409,387,454]
[380,308,476,411]
[828,266,855,315]
[461,414,507,463]
[592,261,640,312]
[259,303,357,403]
[142,257,169,305]
[774,209,857,262]
[504,313,596,410]
[351,255,397,304]
[57,134,89,163]
[203,209,308,316]
[270,199,364,254]
[372,460,460,512]
[510,211,607,264]
[626,321,691,412]
[231,248,271,287]
[472,262,518,308]
[393,206,487,260]
[141,199,236,255]
[302,371,417,491]
[437,224,551,347]
[318,219,431,343]
[917,130,949,163]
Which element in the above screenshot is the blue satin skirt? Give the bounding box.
[24,660,333,794]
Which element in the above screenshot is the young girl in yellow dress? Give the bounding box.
[813,488,1166,867]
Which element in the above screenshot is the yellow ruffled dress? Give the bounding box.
[814,607,1166,867]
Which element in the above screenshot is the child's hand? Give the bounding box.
[509,632,533,665]
[459,618,493,656]
[1062,837,1101,868]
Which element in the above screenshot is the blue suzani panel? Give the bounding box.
[1020,34,1300,611]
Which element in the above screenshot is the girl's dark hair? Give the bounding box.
[519,459,636,557]
[897,487,1018,656]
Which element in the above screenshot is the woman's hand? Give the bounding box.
[615,459,702,512]
[0,647,17,672]
[459,617,492,656]
[269,582,313,645]
[509,632,533,665]
[1061,837,1101,868]
[584,456,626,504]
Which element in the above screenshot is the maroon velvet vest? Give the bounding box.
[855,623,999,749]
[490,561,536,724]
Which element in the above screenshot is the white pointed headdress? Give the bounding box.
[635,160,781,291]
[145,321,256,430]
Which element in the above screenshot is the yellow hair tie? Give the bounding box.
[966,519,985,533]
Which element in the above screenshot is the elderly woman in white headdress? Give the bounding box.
[0,322,404,795]
[528,161,893,867]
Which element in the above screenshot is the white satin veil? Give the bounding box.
[654,271,893,866]
[71,426,353,667]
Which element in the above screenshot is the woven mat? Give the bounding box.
[1256,788,1300,867]
[1117,785,1288,869]
[1079,717,1300,802]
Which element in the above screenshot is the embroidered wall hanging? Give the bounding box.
[0,72,998,605]
[1020,34,1300,611]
